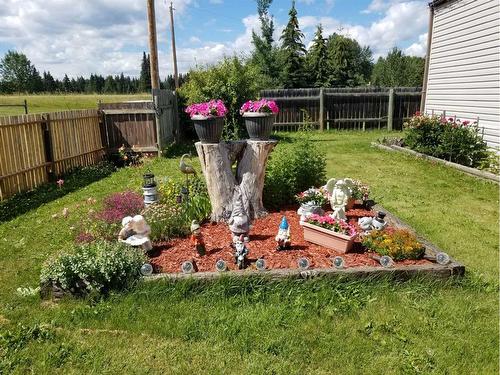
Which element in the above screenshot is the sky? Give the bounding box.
[0,0,430,79]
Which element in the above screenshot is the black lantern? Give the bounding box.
[143,172,157,188]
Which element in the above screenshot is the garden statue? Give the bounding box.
[118,215,152,252]
[190,220,206,256]
[275,216,291,250]
[228,187,250,243]
[358,216,374,233]
[372,211,387,230]
[179,154,197,176]
[358,211,387,233]
[326,178,353,220]
[233,234,249,270]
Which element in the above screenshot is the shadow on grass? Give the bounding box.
[0,161,116,223]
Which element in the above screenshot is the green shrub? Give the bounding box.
[142,204,190,241]
[179,56,265,139]
[264,139,327,209]
[404,114,489,168]
[40,241,145,296]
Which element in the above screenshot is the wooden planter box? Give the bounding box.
[302,222,356,253]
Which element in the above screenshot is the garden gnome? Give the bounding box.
[190,220,206,256]
[358,217,373,233]
[275,216,291,250]
[228,187,250,243]
[233,234,249,269]
[326,178,352,220]
[119,215,153,252]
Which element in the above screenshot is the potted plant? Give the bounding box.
[240,99,279,140]
[348,179,370,208]
[362,228,425,260]
[302,214,358,253]
[185,100,228,143]
[295,187,328,223]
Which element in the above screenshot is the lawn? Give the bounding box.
[0,131,498,374]
[0,94,151,116]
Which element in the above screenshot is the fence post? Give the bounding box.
[319,88,325,131]
[41,114,55,180]
[23,99,28,114]
[387,88,394,131]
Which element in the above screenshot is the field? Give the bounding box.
[0,131,498,374]
[0,94,151,116]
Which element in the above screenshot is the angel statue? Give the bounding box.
[325,178,354,220]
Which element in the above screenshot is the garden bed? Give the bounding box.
[147,205,464,280]
[373,142,499,184]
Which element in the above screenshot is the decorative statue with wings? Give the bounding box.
[325,178,354,220]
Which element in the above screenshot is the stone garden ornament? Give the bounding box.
[118,215,153,252]
[190,220,206,256]
[228,186,250,243]
[326,178,354,220]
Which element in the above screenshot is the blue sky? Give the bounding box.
[0,0,429,78]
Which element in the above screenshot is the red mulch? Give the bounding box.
[149,206,431,274]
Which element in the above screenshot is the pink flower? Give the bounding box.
[56,179,64,188]
[240,99,279,114]
[185,100,228,119]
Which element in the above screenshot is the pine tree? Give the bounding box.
[139,52,151,92]
[306,24,328,87]
[42,71,57,92]
[62,74,71,92]
[29,67,44,92]
[279,1,306,88]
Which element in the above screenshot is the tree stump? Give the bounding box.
[195,140,277,222]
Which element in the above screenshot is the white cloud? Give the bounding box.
[299,1,428,58]
[405,33,427,56]
[0,0,428,78]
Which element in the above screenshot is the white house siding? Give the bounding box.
[424,0,500,148]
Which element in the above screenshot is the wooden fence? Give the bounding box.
[260,87,422,131]
[0,110,105,200]
[99,89,177,153]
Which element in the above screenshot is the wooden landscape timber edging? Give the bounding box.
[372,142,500,184]
[144,205,465,282]
[0,110,105,200]
[260,87,421,132]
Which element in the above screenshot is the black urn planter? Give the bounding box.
[192,116,225,143]
[243,113,276,140]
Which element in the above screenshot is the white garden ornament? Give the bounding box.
[118,215,153,252]
[325,178,354,220]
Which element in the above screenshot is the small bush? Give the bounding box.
[96,191,144,224]
[142,204,189,241]
[40,241,146,296]
[362,228,425,260]
[264,139,327,209]
[404,114,489,168]
[0,161,115,223]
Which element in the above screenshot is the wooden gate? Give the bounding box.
[99,90,177,153]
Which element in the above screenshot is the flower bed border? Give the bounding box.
[145,205,465,282]
[372,142,499,184]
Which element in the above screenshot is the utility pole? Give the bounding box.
[169,1,180,90]
[146,0,160,89]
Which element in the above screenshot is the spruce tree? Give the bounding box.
[279,1,306,88]
[42,71,57,92]
[306,24,328,87]
[139,52,151,92]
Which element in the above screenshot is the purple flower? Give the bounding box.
[95,191,144,224]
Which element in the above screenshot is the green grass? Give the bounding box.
[0,131,498,374]
[0,94,150,116]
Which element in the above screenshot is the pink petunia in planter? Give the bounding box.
[302,214,358,253]
[240,99,279,140]
[185,99,228,143]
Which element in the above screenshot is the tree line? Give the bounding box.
[250,0,425,89]
[0,51,188,94]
